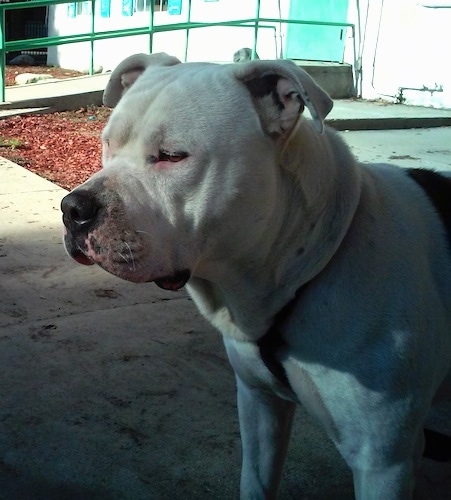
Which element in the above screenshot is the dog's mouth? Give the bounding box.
[67,241,190,290]
[71,247,95,266]
[154,269,191,291]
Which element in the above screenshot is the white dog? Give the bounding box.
[61,53,451,499]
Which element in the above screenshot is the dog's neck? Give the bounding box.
[188,122,362,342]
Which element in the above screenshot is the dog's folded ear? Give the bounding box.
[103,52,181,108]
[233,59,333,136]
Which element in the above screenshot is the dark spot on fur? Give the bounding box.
[258,324,290,387]
[258,285,310,389]
[297,247,305,255]
[423,428,451,462]
[407,168,451,249]
[244,74,284,111]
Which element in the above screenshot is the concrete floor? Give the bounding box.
[344,127,451,173]
[0,126,450,499]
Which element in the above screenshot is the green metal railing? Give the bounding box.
[0,0,355,102]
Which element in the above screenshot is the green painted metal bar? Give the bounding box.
[2,21,285,51]
[2,18,354,52]
[253,0,261,60]
[0,9,4,101]
[90,0,95,75]
[253,18,355,29]
[148,0,154,55]
[151,18,355,33]
[184,0,192,63]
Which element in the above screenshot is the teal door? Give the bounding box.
[285,0,349,62]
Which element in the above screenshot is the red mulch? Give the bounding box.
[0,66,110,190]
[0,107,111,190]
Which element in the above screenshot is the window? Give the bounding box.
[134,0,168,13]
[76,1,91,15]
[155,0,168,10]
[67,1,91,17]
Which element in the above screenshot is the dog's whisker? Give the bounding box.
[122,241,135,271]
[117,252,135,272]
[117,251,130,265]
[115,241,135,271]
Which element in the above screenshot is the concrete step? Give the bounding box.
[296,61,354,99]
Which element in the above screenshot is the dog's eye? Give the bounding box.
[146,150,188,167]
[158,150,188,163]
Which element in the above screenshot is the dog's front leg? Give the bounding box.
[236,376,296,499]
[352,460,416,500]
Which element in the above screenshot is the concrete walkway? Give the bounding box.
[0,77,450,499]
[0,74,109,116]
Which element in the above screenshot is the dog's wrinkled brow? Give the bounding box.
[102,114,134,148]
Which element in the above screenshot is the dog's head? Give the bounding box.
[61,53,333,289]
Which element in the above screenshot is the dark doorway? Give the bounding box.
[6,2,48,65]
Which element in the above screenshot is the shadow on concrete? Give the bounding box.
[0,226,449,499]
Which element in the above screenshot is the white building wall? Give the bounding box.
[48,0,451,108]
[345,0,451,108]
[47,0,289,72]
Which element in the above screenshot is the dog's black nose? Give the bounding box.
[61,189,102,232]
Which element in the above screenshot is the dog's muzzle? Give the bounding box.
[61,188,192,289]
